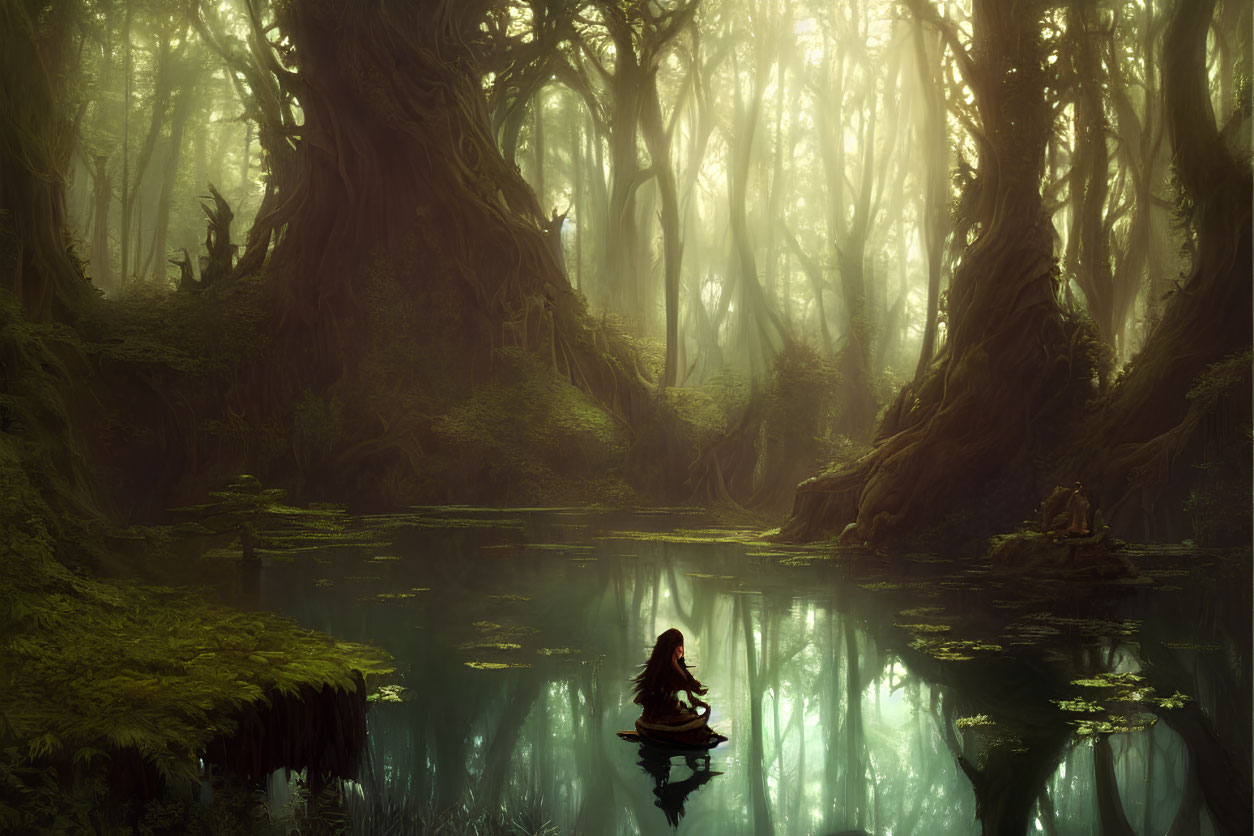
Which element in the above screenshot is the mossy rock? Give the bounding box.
[986,529,1137,580]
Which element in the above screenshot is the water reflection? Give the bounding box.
[254,509,1249,835]
[635,743,722,827]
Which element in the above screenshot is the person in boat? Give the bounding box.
[631,628,723,746]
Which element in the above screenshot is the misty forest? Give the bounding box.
[1,0,1250,833]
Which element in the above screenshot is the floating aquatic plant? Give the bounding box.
[464,661,532,671]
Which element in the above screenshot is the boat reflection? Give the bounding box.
[632,740,723,828]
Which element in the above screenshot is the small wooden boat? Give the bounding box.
[616,728,727,750]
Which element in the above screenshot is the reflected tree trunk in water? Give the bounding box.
[1093,734,1135,836]
[612,557,628,628]
[933,668,1072,836]
[664,557,696,628]
[793,700,806,828]
[821,608,842,830]
[844,616,866,829]
[1151,701,1250,835]
[895,680,935,836]
[531,684,549,801]
[575,661,615,834]
[766,606,784,817]
[430,664,474,813]
[479,671,542,807]
[431,725,464,811]
[739,595,774,834]
[648,561,660,639]
[1036,787,1059,836]
[1167,751,1203,836]
[1139,596,1251,834]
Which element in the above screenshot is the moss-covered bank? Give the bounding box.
[0,290,390,829]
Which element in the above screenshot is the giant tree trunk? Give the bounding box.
[1071,0,1251,542]
[814,17,886,443]
[834,96,879,442]
[725,36,789,381]
[148,77,196,284]
[0,0,98,523]
[910,17,948,378]
[0,1,90,322]
[261,0,651,500]
[89,154,114,292]
[604,62,644,319]
[1106,0,1170,356]
[781,0,1086,546]
[270,0,567,366]
[1065,5,1123,363]
[640,74,681,390]
[193,0,301,282]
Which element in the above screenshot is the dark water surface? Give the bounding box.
[251,508,1249,835]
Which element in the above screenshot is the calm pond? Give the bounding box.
[246,508,1249,835]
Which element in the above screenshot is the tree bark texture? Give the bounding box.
[0,1,91,322]
[1093,735,1136,836]
[89,154,113,291]
[255,0,654,500]
[1065,5,1125,361]
[193,0,302,282]
[639,75,682,390]
[148,76,196,284]
[910,17,948,379]
[781,0,1087,546]
[1070,0,1251,542]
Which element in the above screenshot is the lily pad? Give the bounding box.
[368,684,415,704]
[910,638,1004,661]
[465,661,532,671]
[458,641,523,652]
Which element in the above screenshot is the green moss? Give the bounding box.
[1053,671,1192,737]
[908,638,1004,661]
[172,474,379,556]
[897,623,952,634]
[429,348,634,504]
[292,389,345,470]
[599,527,765,545]
[0,291,391,826]
[1185,349,1253,408]
[4,584,390,780]
[458,641,523,652]
[464,661,532,671]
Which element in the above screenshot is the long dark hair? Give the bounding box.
[631,628,685,707]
